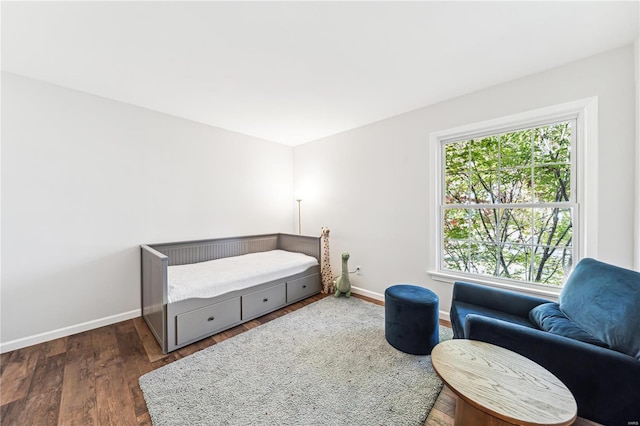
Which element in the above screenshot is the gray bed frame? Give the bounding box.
[141,233,321,353]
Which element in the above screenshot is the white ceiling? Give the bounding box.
[2,1,639,146]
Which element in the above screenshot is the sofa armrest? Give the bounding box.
[452,281,550,318]
[464,314,640,425]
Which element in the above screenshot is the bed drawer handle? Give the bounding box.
[207,316,215,322]
[263,298,269,303]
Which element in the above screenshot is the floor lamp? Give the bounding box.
[296,197,302,235]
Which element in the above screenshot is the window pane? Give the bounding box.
[534,122,571,165]
[468,242,498,277]
[445,142,469,204]
[532,247,573,286]
[470,169,498,204]
[534,164,570,202]
[500,167,532,204]
[445,140,468,169]
[502,208,533,245]
[469,209,498,243]
[535,208,572,247]
[500,129,532,167]
[470,137,499,171]
[443,208,469,240]
[445,171,469,204]
[443,240,468,272]
[499,243,532,281]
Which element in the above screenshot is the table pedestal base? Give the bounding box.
[455,398,517,426]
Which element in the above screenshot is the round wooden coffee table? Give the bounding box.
[431,340,577,426]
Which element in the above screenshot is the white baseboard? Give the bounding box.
[351,286,450,323]
[350,285,384,301]
[0,309,141,354]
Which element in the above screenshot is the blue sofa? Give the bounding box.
[450,258,640,425]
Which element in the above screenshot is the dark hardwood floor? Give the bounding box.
[1,293,598,425]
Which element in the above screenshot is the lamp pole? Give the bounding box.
[296,198,302,235]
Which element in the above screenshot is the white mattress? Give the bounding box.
[167,249,318,303]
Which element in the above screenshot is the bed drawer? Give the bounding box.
[287,274,321,303]
[242,283,286,320]
[176,297,241,345]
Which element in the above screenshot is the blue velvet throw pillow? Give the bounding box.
[529,303,610,348]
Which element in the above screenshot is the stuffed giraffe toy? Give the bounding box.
[320,227,334,294]
[334,252,352,298]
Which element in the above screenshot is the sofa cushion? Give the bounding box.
[452,301,536,338]
[529,302,609,348]
[559,258,640,360]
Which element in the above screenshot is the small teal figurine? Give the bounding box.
[334,252,351,298]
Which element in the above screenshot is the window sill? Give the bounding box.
[428,270,561,300]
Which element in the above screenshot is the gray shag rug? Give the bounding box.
[139,296,453,425]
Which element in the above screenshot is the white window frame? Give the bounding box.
[428,98,598,297]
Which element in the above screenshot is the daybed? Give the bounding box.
[450,258,640,425]
[141,233,321,353]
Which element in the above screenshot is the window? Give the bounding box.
[430,99,597,291]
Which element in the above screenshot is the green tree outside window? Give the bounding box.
[442,121,574,286]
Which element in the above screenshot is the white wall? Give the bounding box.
[635,37,640,270]
[1,73,294,351]
[294,45,637,315]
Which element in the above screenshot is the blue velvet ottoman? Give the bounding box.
[385,284,439,355]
